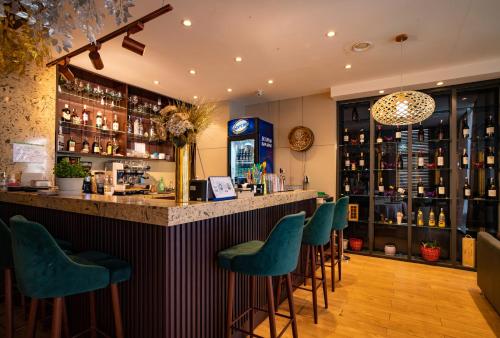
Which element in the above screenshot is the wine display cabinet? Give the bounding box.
[55,65,178,162]
[337,80,500,270]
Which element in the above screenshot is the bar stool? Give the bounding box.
[326,196,349,292]
[1,217,73,338]
[9,215,131,338]
[218,212,306,338]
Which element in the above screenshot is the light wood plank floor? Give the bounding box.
[255,254,500,338]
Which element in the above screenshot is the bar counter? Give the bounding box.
[0,190,316,338]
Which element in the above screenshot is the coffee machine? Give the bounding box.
[104,161,151,195]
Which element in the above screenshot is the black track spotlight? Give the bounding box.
[89,43,104,70]
[122,22,146,55]
[58,57,75,81]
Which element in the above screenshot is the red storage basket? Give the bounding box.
[349,238,363,251]
[420,245,441,262]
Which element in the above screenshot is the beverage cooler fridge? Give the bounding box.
[227,118,274,181]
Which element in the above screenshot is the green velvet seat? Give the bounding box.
[329,196,349,292]
[332,196,349,232]
[218,212,306,338]
[74,251,131,284]
[302,202,335,246]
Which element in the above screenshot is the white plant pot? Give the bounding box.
[56,177,83,195]
[384,244,397,256]
[343,238,349,251]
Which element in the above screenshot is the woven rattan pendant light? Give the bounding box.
[371,34,435,125]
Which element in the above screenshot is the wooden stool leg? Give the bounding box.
[62,298,70,338]
[319,245,328,309]
[21,295,28,320]
[285,273,299,338]
[27,298,39,338]
[51,297,63,338]
[265,276,277,338]
[330,232,335,292]
[249,276,255,335]
[304,245,310,286]
[110,284,125,338]
[89,291,97,338]
[275,276,282,311]
[338,230,343,281]
[310,245,318,324]
[226,272,235,338]
[4,268,13,338]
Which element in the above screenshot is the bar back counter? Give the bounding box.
[0,190,316,338]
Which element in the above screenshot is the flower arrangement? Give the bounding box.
[154,100,215,147]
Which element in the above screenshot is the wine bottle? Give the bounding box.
[417,151,425,169]
[106,139,113,155]
[438,176,446,198]
[417,178,425,197]
[359,129,365,144]
[351,160,357,171]
[82,105,90,126]
[112,114,119,132]
[418,122,425,142]
[462,116,470,139]
[463,177,471,199]
[62,104,71,122]
[92,137,100,154]
[359,152,365,168]
[461,148,469,169]
[437,147,444,168]
[488,177,497,199]
[417,208,424,226]
[82,137,90,153]
[96,111,103,129]
[486,147,495,168]
[133,117,140,136]
[397,153,404,170]
[376,125,383,144]
[379,151,385,170]
[352,107,359,122]
[344,152,351,169]
[343,128,350,144]
[57,125,65,152]
[67,136,76,152]
[437,119,445,140]
[486,115,495,138]
[71,109,80,125]
[438,208,446,228]
[395,125,402,142]
[112,138,119,155]
[344,177,350,194]
[378,177,384,193]
[428,209,436,227]
[127,116,133,134]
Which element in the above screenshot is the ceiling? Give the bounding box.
[65,0,500,104]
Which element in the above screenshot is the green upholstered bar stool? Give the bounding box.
[9,215,131,338]
[0,217,73,338]
[218,212,306,338]
[326,196,349,292]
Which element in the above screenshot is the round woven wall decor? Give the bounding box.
[288,126,314,152]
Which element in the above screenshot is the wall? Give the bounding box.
[236,92,337,196]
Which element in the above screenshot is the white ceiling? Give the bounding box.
[65,0,500,104]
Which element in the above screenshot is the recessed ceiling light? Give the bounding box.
[189,69,196,75]
[182,19,192,27]
[352,41,373,52]
[267,79,274,84]
[193,95,198,99]
[345,64,352,69]
[153,80,160,85]
[227,88,233,92]
[235,56,243,62]
[326,31,336,38]
[436,81,444,86]
[379,90,385,94]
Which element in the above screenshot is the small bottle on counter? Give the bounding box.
[158,177,165,193]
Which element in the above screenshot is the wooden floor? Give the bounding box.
[255,254,500,338]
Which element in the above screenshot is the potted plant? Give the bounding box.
[420,240,441,262]
[54,159,87,195]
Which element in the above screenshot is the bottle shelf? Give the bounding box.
[58,90,128,112]
[412,196,451,201]
[338,143,369,148]
[56,151,174,162]
[457,197,500,202]
[411,224,452,230]
[60,122,127,135]
[374,222,409,227]
[412,167,451,171]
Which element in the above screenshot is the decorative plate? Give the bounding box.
[288,126,314,152]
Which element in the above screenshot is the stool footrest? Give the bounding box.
[231,306,295,338]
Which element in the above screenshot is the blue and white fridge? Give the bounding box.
[227,118,274,181]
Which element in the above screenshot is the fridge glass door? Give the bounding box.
[230,139,255,180]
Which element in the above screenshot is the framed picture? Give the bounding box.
[348,204,359,221]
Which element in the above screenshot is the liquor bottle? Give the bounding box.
[437,119,445,140]
[379,151,385,169]
[486,115,495,138]
[463,177,471,199]
[67,136,76,152]
[461,148,469,169]
[92,137,100,154]
[438,208,446,228]
[417,208,424,226]
[397,153,404,170]
[82,105,90,126]
[359,129,365,144]
[112,114,119,132]
[417,178,425,197]
[486,147,495,168]
[127,116,133,134]
[428,209,436,227]
[462,116,470,139]
[112,137,119,155]
[376,125,383,144]
[71,109,80,125]
[359,152,365,168]
[378,177,384,193]
[395,125,402,142]
[417,122,425,142]
[350,160,357,171]
[352,107,359,122]
[437,147,444,168]
[133,117,140,136]
[343,128,349,144]
[344,152,351,169]
[438,176,446,197]
[82,137,90,153]
[105,139,112,155]
[62,104,71,122]
[102,116,109,131]
[96,111,103,129]
[343,177,350,194]
[487,177,497,199]
[57,125,65,152]
[417,151,425,169]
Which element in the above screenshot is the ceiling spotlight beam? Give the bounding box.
[46,4,173,67]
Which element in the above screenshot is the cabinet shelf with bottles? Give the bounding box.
[337,80,500,270]
[55,65,178,162]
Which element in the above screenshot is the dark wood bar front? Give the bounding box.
[0,191,315,338]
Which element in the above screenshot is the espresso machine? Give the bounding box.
[104,161,151,195]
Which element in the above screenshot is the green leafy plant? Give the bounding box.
[54,159,87,178]
[421,240,439,248]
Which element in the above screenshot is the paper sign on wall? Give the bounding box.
[12,142,45,163]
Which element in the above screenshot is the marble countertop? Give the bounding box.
[0,190,317,226]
